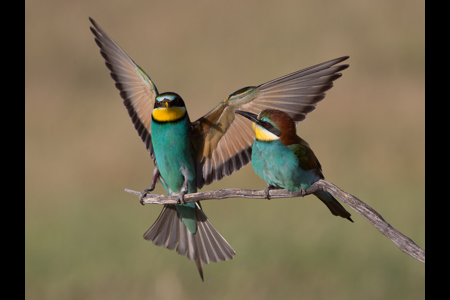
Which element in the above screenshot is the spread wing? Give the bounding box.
[89,18,159,161]
[191,56,349,188]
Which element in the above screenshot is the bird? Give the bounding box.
[89,17,349,280]
[235,109,353,222]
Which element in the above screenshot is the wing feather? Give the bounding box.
[90,18,158,160]
[192,56,349,187]
[91,18,348,188]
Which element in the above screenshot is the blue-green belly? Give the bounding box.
[151,117,196,194]
[251,140,318,191]
[151,116,197,233]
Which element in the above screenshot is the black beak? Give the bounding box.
[235,110,260,125]
[236,109,282,137]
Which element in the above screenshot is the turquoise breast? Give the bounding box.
[252,140,318,191]
[151,115,197,195]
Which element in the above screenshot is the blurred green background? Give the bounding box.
[25,0,424,299]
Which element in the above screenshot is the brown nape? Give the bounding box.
[260,109,300,146]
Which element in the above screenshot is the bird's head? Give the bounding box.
[235,109,296,142]
[152,92,187,122]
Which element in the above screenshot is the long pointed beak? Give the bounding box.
[235,110,260,124]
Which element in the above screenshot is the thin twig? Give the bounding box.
[125,179,425,263]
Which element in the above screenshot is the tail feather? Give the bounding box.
[143,204,236,281]
[314,191,353,222]
[145,205,177,246]
[195,205,236,262]
[164,208,181,250]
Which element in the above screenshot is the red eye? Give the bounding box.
[264,122,270,128]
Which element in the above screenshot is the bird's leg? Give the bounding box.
[139,167,160,205]
[264,185,274,200]
[177,176,189,204]
[298,188,307,197]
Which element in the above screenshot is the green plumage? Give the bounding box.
[238,109,353,222]
[151,106,197,233]
[90,17,350,280]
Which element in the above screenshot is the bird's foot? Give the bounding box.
[177,190,187,204]
[298,188,307,197]
[264,186,272,200]
[140,168,160,205]
[139,186,155,205]
[177,176,189,204]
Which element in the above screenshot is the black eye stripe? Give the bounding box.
[260,121,281,137]
[154,96,185,108]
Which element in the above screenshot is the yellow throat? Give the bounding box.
[152,106,186,122]
[252,123,279,141]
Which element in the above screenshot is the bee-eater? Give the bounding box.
[89,17,349,280]
[235,109,353,222]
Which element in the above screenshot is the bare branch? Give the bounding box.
[125,179,425,263]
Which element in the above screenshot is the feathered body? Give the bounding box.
[237,109,353,222]
[253,140,319,191]
[89,17,350,280]
[150,108,196,195]
[143,93,235,281]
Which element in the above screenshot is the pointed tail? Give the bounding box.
[314,191,353,222]
[143,204,236,281]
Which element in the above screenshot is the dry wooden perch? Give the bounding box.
[125,179,425,264]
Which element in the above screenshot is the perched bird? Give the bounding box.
[89,17,349,280]
[235,109,353,222]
